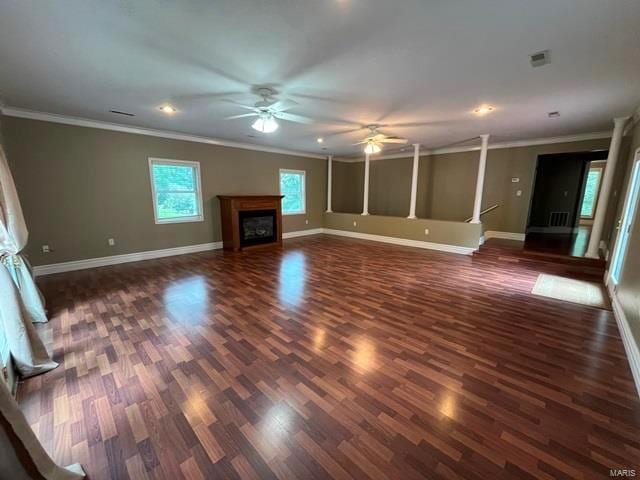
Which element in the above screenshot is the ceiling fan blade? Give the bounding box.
[352,140,368,145]
[221,99,257,111]
[267,99,298,112]
[225,113,259,120]
[381,138,409,144]
[276,112,314,124]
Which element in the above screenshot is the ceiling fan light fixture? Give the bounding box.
[251,114,279,133]
[364,142,381,154]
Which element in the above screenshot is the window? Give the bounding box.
[580,166,603,218]
[279,169,306,215]
[149,158,203,224]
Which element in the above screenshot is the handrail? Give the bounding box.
[464,204,499,223]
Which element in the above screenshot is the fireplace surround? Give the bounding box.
[217,195,283,251]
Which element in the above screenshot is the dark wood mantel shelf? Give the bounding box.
[217,195,284,251]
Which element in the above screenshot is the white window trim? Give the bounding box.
[149,157,204,224]
[279,168,306,215]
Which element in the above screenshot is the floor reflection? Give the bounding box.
[278,251,306,306]
[353,336,377,372]
[163,275,209,324]
[439,393,458,420]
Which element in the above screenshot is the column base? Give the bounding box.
[361,212,370,216]
[584,251,601,259]
[326,210,333,213]
[407,215,417,219]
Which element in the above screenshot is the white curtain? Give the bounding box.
[0,378,85,479]
[0,143,56,377]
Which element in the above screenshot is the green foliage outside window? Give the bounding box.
[280,171,305,214]
[152,163,200,219]
[580,169,601,218]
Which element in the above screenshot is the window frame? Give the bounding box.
[580,165,604,219]
[279,168,306,216]
[148,157,204,224]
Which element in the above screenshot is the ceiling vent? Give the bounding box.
[548,111,560,118]
[109,109,135,117]
[530,50,550,67]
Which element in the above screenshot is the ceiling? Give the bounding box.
[1,0,639,156]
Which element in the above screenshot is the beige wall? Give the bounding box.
[3,116,326,266]
[324,212,481,248]
[333,138,615,234]
[613,119,640,360]
[331,160,363,214]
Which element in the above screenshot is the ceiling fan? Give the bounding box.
[224,87,313,133]
[354,125,408,154]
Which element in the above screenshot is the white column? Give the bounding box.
[585,117,629,258]
[471,134,490,224]
[407,143,420,219]
[362,152,370,215]
[326,155,333,213]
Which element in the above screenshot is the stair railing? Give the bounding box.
[464,204,499,223]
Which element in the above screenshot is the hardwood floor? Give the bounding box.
[18,235,640,479]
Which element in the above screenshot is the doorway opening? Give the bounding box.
[525,150,608,257]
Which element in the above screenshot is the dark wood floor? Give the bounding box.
[19,235,640,479]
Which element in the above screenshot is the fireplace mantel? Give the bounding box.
[217,195,284,251]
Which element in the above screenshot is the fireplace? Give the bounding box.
[239,209,277,247]
[217,195,283,251]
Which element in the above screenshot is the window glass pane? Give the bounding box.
[580,169,601,217]
[280,172,304,214]
[283,193,303,213]
[153,164,195,191]
[156,192,198,219]
[280,173,301,194]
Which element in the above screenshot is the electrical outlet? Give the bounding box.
[516,190,522,197]
[108,238,115,246]
[424,228,430,235]
[511,177,520,183]
[353,221,357,227]
[42,245,50,253]
[305,219,309,225]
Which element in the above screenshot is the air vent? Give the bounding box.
[109,109,135,117]
[530,50,550,67]
[548,111,560,118]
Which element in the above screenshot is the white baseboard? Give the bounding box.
[283,228,324,239]
[33,241,223,276]
[322,228,476,255]
[33,228,324,276]
[607,283,640,398]
[484,230,526,241]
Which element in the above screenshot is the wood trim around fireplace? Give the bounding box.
[217,195,284,251]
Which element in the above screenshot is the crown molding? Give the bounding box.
[335,130,612,162]
[0,106,326,160]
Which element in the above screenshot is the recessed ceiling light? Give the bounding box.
[474,106,494,115]
[317,137,324,143]
[159,105,177,114]
[548,111,560,118]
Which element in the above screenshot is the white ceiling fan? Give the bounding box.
[224,87,313,133]
[354,125,408,154]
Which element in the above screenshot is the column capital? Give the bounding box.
[479,133,490,141]
[613,117,630,127]
[412,143,420,148]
